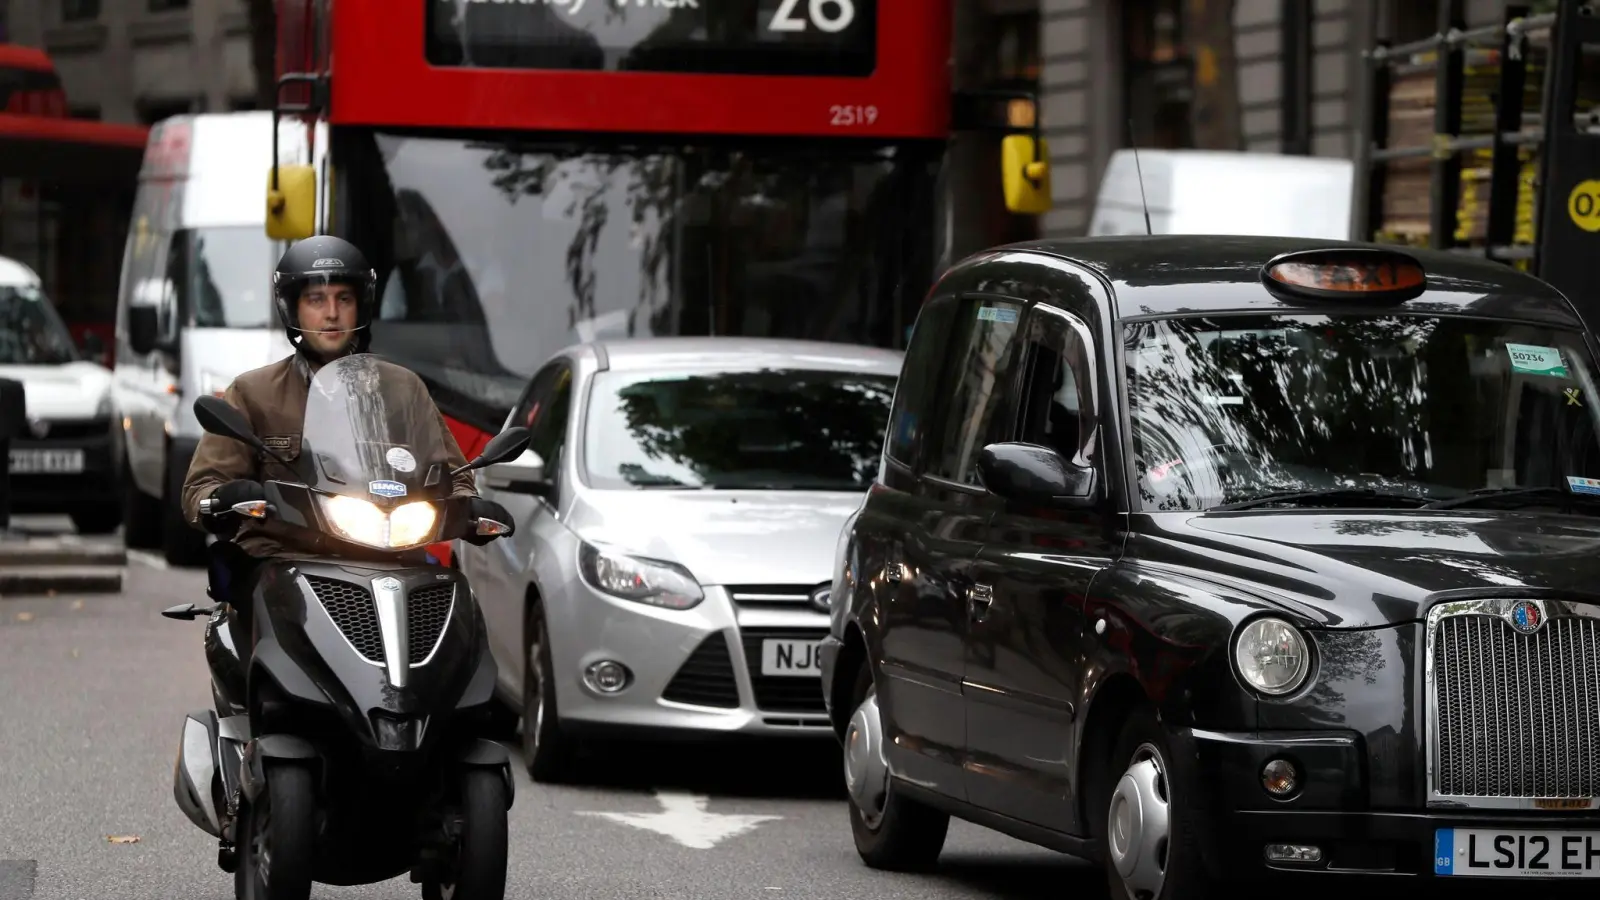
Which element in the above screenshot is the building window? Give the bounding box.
[62,0,101,22]
[1123,0,1194,149]
[149,0,189,11]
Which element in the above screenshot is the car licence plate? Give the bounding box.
[9,449,84,474]
[1436,827,1600,877]
[760,638,822,677]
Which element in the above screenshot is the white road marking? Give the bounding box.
[127,551,168,570]
[575,790,781,850]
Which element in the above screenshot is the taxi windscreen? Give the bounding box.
[1125,313,1600,512]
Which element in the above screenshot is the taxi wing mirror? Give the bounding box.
[976,442,1095,509]
[266,164,317,241]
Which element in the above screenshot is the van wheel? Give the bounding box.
[845,663,948,871]
[121,462,162,549]
[162,462,208,567]
[71,506,122,535]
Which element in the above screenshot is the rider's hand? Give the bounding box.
[462,497,514,545]
[211,479,266,511]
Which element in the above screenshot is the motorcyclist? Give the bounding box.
[179,234,511,611]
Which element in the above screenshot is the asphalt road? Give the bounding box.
[0,548,1097,900]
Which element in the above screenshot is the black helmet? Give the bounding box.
[272,235,377,360]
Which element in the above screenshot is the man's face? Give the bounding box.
[296,281,358,357]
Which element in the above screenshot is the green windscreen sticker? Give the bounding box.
[1506,343,1569,377]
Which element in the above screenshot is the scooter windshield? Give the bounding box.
[301,354,454,503]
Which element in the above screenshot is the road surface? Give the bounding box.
[0,553,1093,900]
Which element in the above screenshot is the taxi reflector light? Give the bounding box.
[1261,249,1426,303]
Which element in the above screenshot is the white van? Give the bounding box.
[112,111,326,565]
[1089,149,1353,239]
[0,254,117,533]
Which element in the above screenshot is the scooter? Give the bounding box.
[162,354,529,900]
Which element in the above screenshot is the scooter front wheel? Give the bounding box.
[234,762,315,900]
[424,769,508,900]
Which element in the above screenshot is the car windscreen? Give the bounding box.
[0,284,80,365]
[582,367,896,490]
[1124,313,1600,511]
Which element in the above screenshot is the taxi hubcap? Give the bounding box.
[1107,743,1170,900]
[844,689,889,828]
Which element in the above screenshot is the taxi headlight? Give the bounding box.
[1233,616,1311,696]
[317,494,439,549]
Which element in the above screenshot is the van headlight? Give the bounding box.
[577,541,703,610]
[316,494,439,549]
[1233,617,1311,695]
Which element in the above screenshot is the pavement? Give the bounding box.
[0,537,1097,900]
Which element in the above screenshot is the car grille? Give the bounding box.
[726,583,830,611]
[661,632,740,708]
[304,576,455,669]
[740,627,828,714]
[1428,599,1600,803]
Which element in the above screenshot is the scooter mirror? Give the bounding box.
[194,396,263,449]
[161,603,209,621]
[456,426,532,475]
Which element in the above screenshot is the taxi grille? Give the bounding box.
[1429,602,1600,800]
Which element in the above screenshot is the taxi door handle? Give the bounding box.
[968,583,994,621]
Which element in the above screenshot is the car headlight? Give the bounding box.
[1233,616,1311,695]
[577,541,703,610]
[200,370,231,398]
[316,494,439,549]
[94,393,112,419]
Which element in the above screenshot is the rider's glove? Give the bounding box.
[462,497,514,546]
[211,479,266,511]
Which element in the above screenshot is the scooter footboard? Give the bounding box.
[173,710,224,838]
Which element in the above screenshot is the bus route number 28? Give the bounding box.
[769,0,856,33]
[830,105,879,127]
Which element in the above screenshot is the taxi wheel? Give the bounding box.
[845,663,948,871]
[1098,706,1214,900]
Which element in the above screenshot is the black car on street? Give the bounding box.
[820,235,1600,896]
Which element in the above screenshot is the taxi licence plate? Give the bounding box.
[1436,827,1600,877]
[9,449,84,474]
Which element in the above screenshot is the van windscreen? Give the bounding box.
[171,227,280,329]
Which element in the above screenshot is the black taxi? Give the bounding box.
[820,235,1600,895]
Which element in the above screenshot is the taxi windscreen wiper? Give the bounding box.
[1211,488,1431,511]
[1420,486,1600,511]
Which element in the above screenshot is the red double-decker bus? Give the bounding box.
[268,0,1047,460]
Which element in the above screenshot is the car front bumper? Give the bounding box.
[549,583,835,739]
[1191,727,1600,888]
[6,421,115,511]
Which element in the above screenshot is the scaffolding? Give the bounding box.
[1356,0,1600,314]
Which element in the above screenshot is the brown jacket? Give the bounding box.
[181,354,478,558]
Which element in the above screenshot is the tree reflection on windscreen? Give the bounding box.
[1125,314,1600,511]
[583,368,896,490]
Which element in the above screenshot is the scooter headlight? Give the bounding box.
[317,494,439,549]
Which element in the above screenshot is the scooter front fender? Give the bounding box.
[173,710,224,837]
[239,734,323,805]
[456,738,515,810]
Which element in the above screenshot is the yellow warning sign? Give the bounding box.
[1567,180,1600,232]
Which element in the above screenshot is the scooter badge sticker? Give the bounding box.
[386,447,417,473]
[369,480,408,499]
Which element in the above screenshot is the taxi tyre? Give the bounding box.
[846,662,949,871]
[1095,705,1215,900]
[522,604,576,784]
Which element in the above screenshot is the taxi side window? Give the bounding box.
[927,296,1026,485]
[1013,306,1097,466]
[885,294,958,470]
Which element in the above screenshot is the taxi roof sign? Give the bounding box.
[1261,248,1426,304]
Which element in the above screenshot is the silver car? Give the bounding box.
[453,337,902,782]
